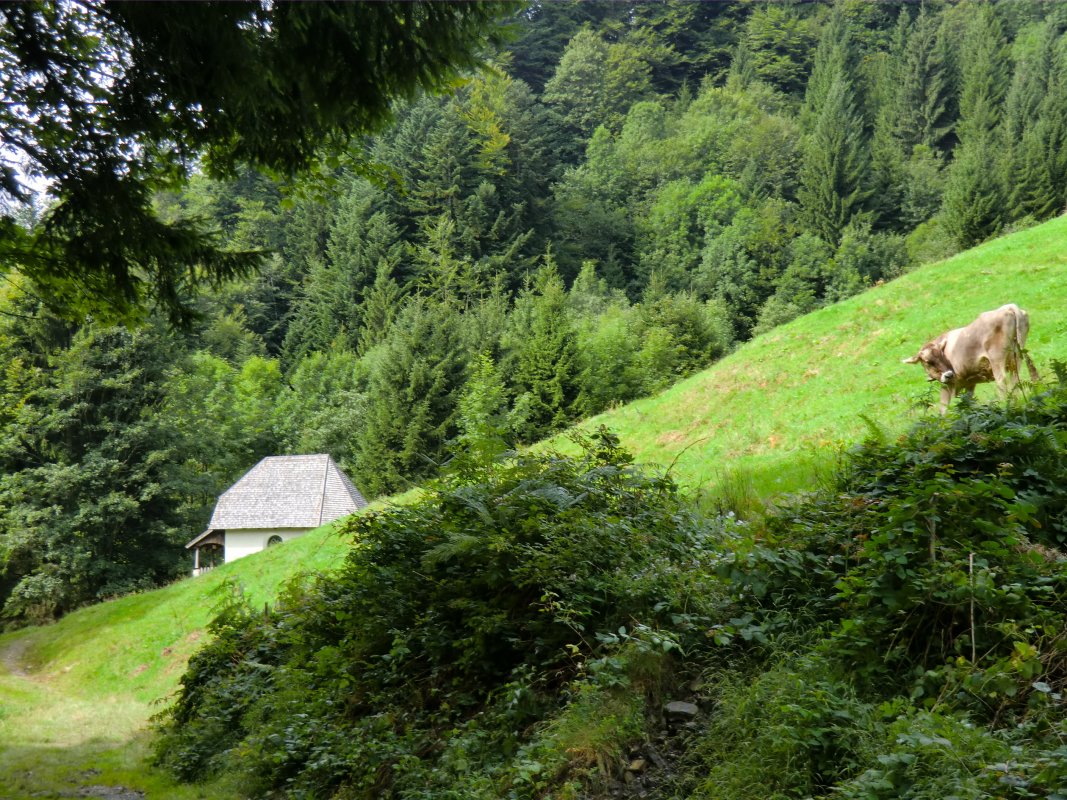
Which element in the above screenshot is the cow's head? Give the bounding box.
[903,342,956,384]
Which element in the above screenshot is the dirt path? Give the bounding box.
[0,635,33,677]
[2,639,147,798]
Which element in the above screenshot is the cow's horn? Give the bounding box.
[902,355,920,364]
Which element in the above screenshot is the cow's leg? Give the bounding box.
[939,385,955,414]
[991,359,1020,401]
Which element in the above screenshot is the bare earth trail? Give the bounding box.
[0,635,32,678]
[0,637,147,800]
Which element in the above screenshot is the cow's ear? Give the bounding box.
[902,355,920,364]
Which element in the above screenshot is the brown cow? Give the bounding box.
[903,303,1039,413]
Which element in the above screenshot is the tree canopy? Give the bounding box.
[0,1,513,325]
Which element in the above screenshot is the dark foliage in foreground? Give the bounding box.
[159,384,1067,798]
[154,429,723,798]
[694,379,1067,799]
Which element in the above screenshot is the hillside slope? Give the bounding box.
[0,524,351,798]
[571,215,1067,499]
[2,215,1067,797]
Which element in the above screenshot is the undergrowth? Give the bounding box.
[158,382,1067,799]
[154,429,731,798]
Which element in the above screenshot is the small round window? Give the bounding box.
[266,535,284,548]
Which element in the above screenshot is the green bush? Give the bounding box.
[680,380,1067,799]
[684,654,878,800]
[156,429,727,797]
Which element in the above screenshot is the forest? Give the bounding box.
[2,1,1067,628]
[2,3,1067,799]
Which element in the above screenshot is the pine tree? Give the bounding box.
[1,2,512,325]
[942,8,1009,248]
[280,257,356,367]
[503,262,580,443]
[353,297,467,497]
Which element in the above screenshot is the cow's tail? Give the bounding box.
[1012,305,1040,383]
[1023,349,1040,383]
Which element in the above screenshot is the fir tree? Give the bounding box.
[503,262,580,443]
[353,297,467,497]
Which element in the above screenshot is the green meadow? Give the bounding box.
[569,215,1067,501]
[2,215,1067,797]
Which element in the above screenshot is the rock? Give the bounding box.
[664,700,699,720]
[627,758,648,774]
[645,744,667,769]
[76,787,145,800]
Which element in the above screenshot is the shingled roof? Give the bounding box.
[186,455,367,548]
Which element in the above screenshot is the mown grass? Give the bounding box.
[2,214,1067,796]
[0,522,353,799]
[565,215,1067,503]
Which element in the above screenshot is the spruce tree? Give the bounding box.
[893,6,954,155]
[1004,22,1067,221]
[357,261,404,356]
[956,6,1009,143]
[503,262,580,443]
[798,76,872,245]
[942,7,1009,248]
[282,201,403,367]
[453,351,511,464]
[797,5,871,244]
[742,4,816,96]
[0,324,201,622]
[1020,60,1067,220]
[353,297,467,497]
[942,136,1005,249]
[800,4,854,133]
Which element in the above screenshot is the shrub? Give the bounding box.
[684,654,878,800]
[156,429,726,797]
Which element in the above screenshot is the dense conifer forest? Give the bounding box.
[7,0,1067,625]
[2,3,1067,798]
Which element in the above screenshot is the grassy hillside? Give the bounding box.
[2,215,1067,797]
[0,523,352,798]
[569,215,1067,502]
